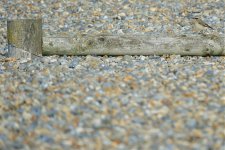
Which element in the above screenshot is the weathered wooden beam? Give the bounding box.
[7,19,42,59]
[43,34,225,56]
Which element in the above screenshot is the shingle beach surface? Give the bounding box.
[1,0,225,48]
[0,0,225,149]
[1,55,225,150]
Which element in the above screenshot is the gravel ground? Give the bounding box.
[0,0,225,150]
[0,55,225,150]
[1,0,225,52]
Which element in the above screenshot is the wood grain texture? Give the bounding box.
[43,34,225,56]
[7,19,42,59]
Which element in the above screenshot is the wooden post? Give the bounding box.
[7,18,42,59]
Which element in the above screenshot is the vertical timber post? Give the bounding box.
[7,18,42,59]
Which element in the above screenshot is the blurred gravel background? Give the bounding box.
[0,0,225,150]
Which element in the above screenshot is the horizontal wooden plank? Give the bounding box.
[43,34,225,56]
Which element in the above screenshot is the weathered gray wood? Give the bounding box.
[43,34,225,56]
[7,19,42,59]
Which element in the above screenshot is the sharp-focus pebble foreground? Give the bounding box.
[0,0,225,150]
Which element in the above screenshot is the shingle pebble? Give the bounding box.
[0,55,224,149]
[0,0,225,149]
[1,0,225,42]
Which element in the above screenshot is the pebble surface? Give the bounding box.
[0,55,225,149]
[0,0,225,149]
[1,0,225,52]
